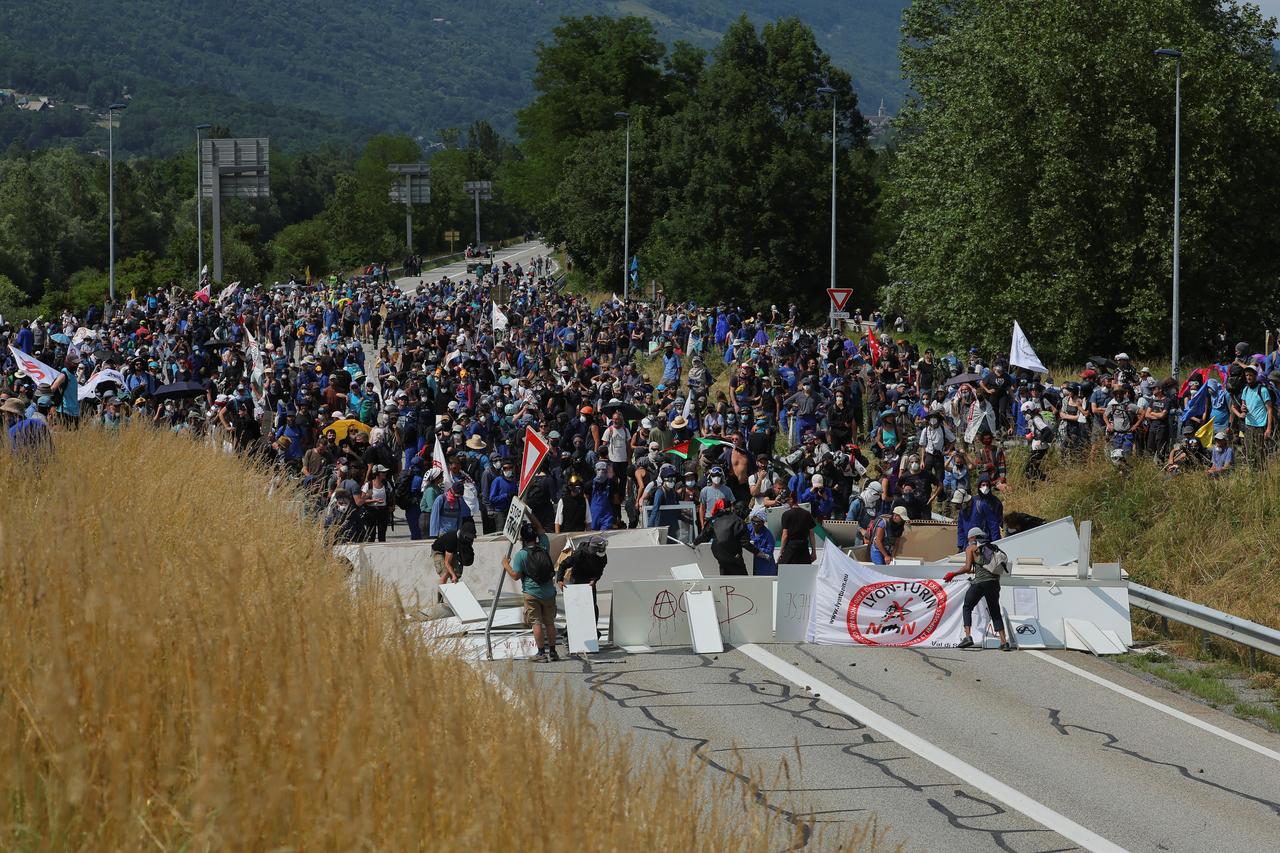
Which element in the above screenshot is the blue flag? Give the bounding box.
[1180,382,1209,426]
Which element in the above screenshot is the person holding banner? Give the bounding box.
[944,527,1011,651]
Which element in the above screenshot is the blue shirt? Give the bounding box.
[429,493,472,536]
[512,532,555,599]
[1241,384,1271,428]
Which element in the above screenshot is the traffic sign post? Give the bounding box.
[518,427,550,496]
[444,229,460,254]
[827,287,854,331]
[486,427,551,659]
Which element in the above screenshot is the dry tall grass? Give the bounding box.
[0,425,886,850]
[1007,447,1280,629]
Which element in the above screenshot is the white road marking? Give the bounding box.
[738,643,1126,853]
[1026,650,1280,763]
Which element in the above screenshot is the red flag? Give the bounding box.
[663,440,691,459]
[194,284,211,304]
[867,334,882,365]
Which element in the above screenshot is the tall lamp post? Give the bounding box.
[195,123,212,284]
[107,101,128,303]
[1155,48,1182,380]
[615,110,631,302]
[817,86,837,329]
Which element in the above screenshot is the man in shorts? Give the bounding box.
[503,516,559,662]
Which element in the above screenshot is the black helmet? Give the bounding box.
[519,521,537,542]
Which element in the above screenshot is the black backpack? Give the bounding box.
[1227,363,1245,394]
[522,544,554,584]
[393,469,416,510]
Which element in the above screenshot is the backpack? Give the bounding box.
[358,397,377,425]
[393,469,416,511]
[522,544,554,584]
[1226,363,1245,395]
[978,543,1008,576]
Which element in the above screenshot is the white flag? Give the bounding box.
[1009,321,1047,373]
[9,345,60,387]
[432,436,452,489]
[491,302,508,331]
[79,368,126,400]
[681,390,694,422]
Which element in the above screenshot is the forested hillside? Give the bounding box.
[0,0,906,154]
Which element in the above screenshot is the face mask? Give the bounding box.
[594,474,608,484]
[336,502,350,511]
[502,469,514,479]
[979,485,991,495]
[711,475,723,485]
[663,479,675,489]
[685,479,696,488]
[580,415,587,423]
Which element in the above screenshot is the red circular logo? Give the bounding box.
[846,580,947,646]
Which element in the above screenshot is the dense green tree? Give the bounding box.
[510,16,672,214]
[644,16,878,313]
[885,0,1280,360]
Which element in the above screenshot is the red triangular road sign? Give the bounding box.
[827,288,853,311]
[518,427,550,496]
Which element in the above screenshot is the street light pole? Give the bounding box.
[1155,48,1182,380]
[818,87,837,330]
[107,102,128,304]
[615,111,631,302]
[195,124,211,286]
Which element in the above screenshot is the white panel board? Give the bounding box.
[775,565,820,642]
[685,590,724,654]
[1064,618,1127,655]
[1008,616,1047,649]
[564,584,600,654]
[670,563,704,580]
[441,581,486,622]
[988,516,1079,565]
[611,579,776,647]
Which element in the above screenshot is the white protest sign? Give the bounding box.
[503,496,528,544]
[806,546,983,648]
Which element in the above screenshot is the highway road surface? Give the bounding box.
[524,643,1280,851]
[392,240,553,293]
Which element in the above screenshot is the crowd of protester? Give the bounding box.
[1,252,1272,566]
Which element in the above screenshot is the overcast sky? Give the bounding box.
[1257,0,1280,20]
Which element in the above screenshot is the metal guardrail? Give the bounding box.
[1128,582,1280,660]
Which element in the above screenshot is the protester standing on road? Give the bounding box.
[777,490,817,565]
[694,499,757,575]
[503,517,559,662]
[945,527,1011,651]
[556,534,607,628]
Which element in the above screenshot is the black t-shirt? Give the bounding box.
[779,506,816,561]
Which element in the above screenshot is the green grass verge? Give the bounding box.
[1117,653,1239,707]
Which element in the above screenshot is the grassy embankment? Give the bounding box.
[0,425,892,850]
[1005,449,1280,639]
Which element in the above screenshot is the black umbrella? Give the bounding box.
[1087,355,1117,370]
[153,381,206,401]
[943,372,983,388]
[602,400,643,421]
[204,337,232,348]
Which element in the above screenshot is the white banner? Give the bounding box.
[9,345,60,387]
[806,546,987,648]
[79,368,126,400]
[491,302,508,331]
[1009,320,1047,374]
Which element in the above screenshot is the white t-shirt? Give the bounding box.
[604,425,631,463]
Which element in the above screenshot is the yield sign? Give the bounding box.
[518,426,550,496]
[827,288,854,312]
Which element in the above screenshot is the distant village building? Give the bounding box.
[863,99,893,145]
